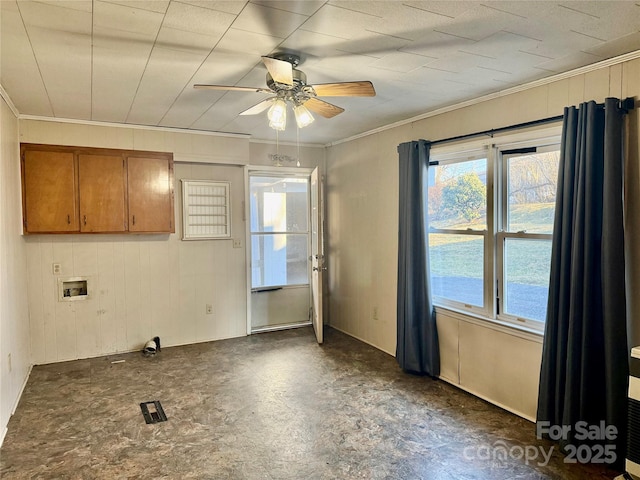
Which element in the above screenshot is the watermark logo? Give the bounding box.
[463,421,618,468]
[463,440,554,467]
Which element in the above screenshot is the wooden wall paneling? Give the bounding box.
[123,240,143,348]
[111,241,128,352]
[25,241,45,365]
[39,240,58,363]
[96,241,117,353]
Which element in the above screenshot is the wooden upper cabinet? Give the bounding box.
[127,155,175,233]
[22,149,79,233]
[21,144,174,234]
[79,154,127,232]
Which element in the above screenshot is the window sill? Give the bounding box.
[434,305,544,343]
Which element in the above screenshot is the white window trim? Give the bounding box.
[181,179,231,240]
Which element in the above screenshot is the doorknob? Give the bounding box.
[313,267,327,272]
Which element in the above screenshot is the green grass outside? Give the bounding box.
[429,203,554,286]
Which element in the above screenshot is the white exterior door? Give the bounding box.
[310,167,324,344]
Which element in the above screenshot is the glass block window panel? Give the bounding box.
[181,180,230,240]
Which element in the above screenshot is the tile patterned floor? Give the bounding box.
[0,327,620,479]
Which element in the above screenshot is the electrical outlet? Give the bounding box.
[233,238,242,248]
[7,353,11,373]
[372,306,379,321]
[206,304,213,315]
[52,263,61,275]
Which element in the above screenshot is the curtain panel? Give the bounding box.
[396,140,440,376]
[537,98,629,469]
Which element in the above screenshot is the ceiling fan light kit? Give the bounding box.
[194,53,376,132]
[267,98,287,131]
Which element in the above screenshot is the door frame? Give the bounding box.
[244,165,314,335]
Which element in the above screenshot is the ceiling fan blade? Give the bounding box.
[312,81,376,97]
[261,56,293,85]
[303,98,345,119]
[194,84,272,94]
[240,98,277,116]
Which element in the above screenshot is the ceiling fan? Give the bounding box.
[194,53,376,129]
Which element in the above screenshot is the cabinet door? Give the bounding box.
[22,150,78,232]
[127,155,174,233]
[79,154,126,232]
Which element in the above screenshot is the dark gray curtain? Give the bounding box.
[537,98,629,469]
[396,140,440,376]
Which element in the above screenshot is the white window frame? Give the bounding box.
[428,146,492,318]
[429,126,562,333]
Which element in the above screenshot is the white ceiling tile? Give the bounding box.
[163,1,236,37]
[332,1,452,41]
[434,4,516,41]
[194,51,262,85]
[0,1,53,116]
[91,26,157,122]
[401,1,476,18]
[179,1,247,15]
[17,0,92,34]
[100,0,169,13]
[215,28,283,55]
[400,30,476,59]
[27,27,92,118]
[585,31,640,59]
[231,2,309,38]
[535,51,605,74]
[369,52,432,73]
[300,3,383,39]
[94,0,164,37]
[278,29,345,59]
[126,47,209,125]
[34,0,93,13]
[251,1,325,16]
[160,89,227,128]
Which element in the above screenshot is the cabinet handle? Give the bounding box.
[83,215,87,226]
[67,214,71,224]
[132,215,135,225]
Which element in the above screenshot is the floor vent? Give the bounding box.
[140,401,167,424]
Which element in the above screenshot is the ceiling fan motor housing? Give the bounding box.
[266,69,315,105]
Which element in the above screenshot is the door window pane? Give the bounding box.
[250,176,308,233]
[503,238,552,322]
[251,234,308,288]
[506,151,560,234]
[429,233,484,307]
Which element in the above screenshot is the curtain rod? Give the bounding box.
[423,97,635,148]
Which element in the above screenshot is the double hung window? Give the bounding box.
[428,132,561,331]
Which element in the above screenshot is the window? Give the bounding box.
[428,133,561,330]
[498,147,560,324]
[428,154,488,312]
[249,175,309,289]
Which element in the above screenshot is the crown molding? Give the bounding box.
[18,114,251,139]
[0,84,20,118]
[327,49,640,147]
[249,138,325,148]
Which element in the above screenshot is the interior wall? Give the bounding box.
[0,96,31,442]
[326,59,640,419]
[19,120,324,364]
